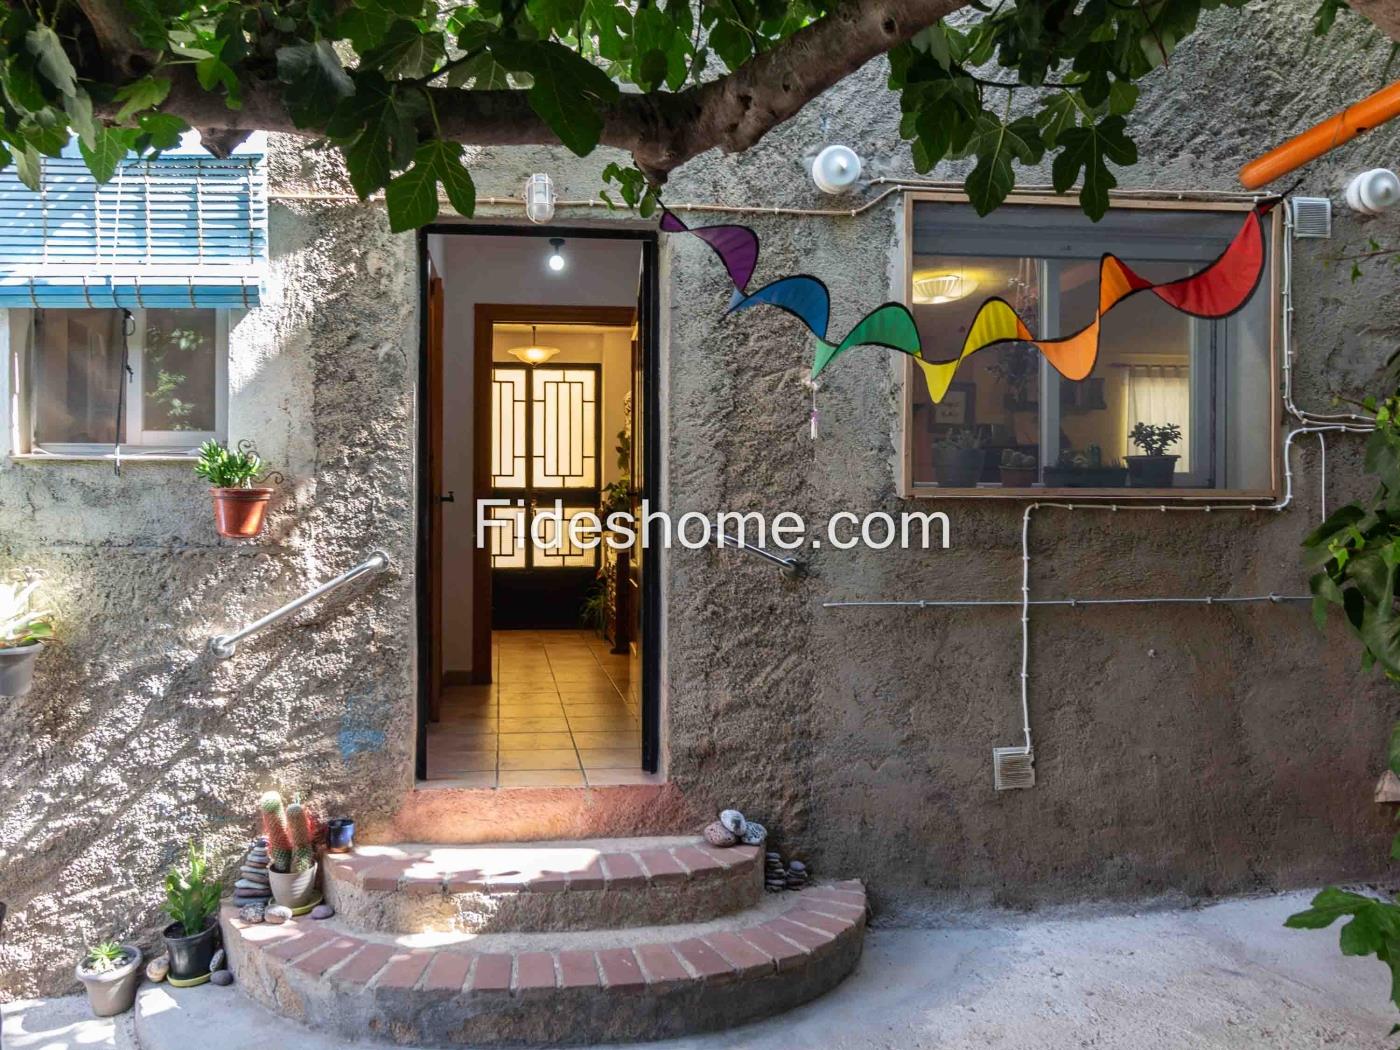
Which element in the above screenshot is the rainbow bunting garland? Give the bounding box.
[659,204,1269,405]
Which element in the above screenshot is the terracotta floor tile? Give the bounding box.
[498,701,565,716]
[570,731,641,750]
[421,771,497,788]
[585,769,666,786]
[559,690,626,705]
[499,716,570,734]
[426,750,496,773]
[499,749,582,771]
[566,715,639,732]
[498,732,575,751]
[561,703,632,718]
[499,769,586,788]
[576,748,639,770]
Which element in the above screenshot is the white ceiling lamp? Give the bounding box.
[912,271,979,305]
[1345,168,1400,214]
[547,237,566,272]
[508,325,561,366]
[524,173,555,223]
[811,144,862,194]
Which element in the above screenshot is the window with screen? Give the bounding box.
[903,197,1277,497]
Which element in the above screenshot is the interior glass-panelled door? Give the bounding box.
[489,363,602,627]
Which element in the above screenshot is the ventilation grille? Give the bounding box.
[1290,197,1333,238]
[992,747,1036,790]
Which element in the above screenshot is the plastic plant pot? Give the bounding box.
[0,642,43,697]
[1125,455,1179,488]
[76,944,143,1017]
[162,918,219,987]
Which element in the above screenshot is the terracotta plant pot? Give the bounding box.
[999,466,1038,487]
[1125,454,1180,488]
[0,642,43,697]
[76,944,143,1017]
[162,918,219,987]
[268,862,319,908]
[211,487,273,539]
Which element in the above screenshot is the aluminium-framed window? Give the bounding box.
[9,306,230,457]
[899,193,1280,500]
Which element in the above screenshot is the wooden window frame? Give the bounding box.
[897,191,1283,502]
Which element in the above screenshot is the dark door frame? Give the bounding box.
[414,224,662,780]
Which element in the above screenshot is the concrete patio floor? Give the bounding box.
[3,890,1393,1050]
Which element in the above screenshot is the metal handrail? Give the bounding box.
[209,550,390,659]
[716,532,802,577]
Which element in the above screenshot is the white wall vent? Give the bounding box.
[1290,197,1333,238]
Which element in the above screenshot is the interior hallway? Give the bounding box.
[425,628,651,788]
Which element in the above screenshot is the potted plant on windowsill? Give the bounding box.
[1126,422,1182,488]
[0,577,53,697]
[999,449,1038,487]
[931,428,986,488]
[161,841,223,987]
[76,941,143,1017]
[196,440,275,539]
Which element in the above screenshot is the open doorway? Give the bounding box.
[416,227,660,789]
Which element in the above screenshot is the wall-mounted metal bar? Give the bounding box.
[209,550,390,659]
[825,594,1309,608]
[717,532,802,577]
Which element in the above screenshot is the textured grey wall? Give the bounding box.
[2,0,1399,999]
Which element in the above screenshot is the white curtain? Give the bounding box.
[1125,366,1190,470]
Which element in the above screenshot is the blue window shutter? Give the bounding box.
[0,155,266,308]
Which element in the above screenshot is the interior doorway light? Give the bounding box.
[912,271,978,305]
[507,326,561,366]
[547,238,566,273]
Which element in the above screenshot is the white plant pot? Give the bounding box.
[268,862,319,909]
[0,642,43,697]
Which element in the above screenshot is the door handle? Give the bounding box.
[438,491,455,503]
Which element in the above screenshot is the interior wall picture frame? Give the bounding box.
[932,382,976,427]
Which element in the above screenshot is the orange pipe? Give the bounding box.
[1239,78,1400,189]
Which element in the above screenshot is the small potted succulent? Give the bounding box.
[0,577,53,697]
[76,940,143,1017]
[196,439,274,539]
[1043,446,1129,488]
[161,841,223,987]
[931,428,986,488]
[1126,422,1182,488]
[999,449,1038,487]
[261,791,322,909]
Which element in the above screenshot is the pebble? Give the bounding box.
[310,903,335,920]
[719,809,747,836]
[238,904,265,923]
[234,878,268,891]
[264,904,293,924]
[145,957,169,982]
[210,949,226,972]
[740,821,767,845]
[702,821,737,847]
[210,970,234,986]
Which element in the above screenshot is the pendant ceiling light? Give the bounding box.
[912,271,978,305]
[507,325,560,366]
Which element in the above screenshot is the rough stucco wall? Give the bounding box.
[0,159,419,996]
[2,0,1400,1001]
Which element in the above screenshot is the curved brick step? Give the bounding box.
[324,837,762,934]
[222,880,867,1046]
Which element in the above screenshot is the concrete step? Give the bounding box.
[221,880,867,1046]
[324,837,763,934]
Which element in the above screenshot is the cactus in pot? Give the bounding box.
[260,790,322,909]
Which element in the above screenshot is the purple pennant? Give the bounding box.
[660,210,759,292]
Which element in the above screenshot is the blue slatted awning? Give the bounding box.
[0,153,266,308]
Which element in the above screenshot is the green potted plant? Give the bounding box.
[162,841,223,987]
[1125,422,1182,488]
[261,791,321,910]
[998,449,1038,487]
[195,439,274,539]
[931,428,986,488]
[76,940,143,1017]
[0,577,53,697]
[1042,447,1128,488]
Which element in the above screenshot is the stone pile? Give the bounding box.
[785,859,808,891]
[764,851,787,892]
[703,808,767,849]
[232,836,272,909]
